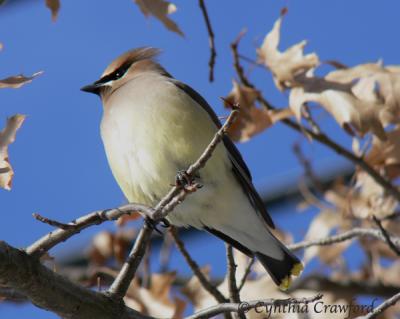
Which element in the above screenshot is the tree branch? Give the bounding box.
[288,227,400,252]
[184,293,323,319]
[198,0,216,82]
[107,223,154,299]
[170,227,227,304]
[237,256,254,292]
[362,291,400,319]
[0,241,153,319]
[26,203,155,257]
[226,244,245,319]
[289,275,400,298]
[372,216,400,256]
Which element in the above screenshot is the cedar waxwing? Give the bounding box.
[81,47,303,289]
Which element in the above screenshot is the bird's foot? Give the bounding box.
[175,171,202,191]
[175,170,193,187]
[144,216,170,234]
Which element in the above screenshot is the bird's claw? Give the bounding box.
[144,217,163,235]
[144,216,170,234]
[175,170,202,191]
[175,170,193,187]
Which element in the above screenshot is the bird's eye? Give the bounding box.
[115,72,121,79]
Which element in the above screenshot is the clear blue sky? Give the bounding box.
[0,1,399,317]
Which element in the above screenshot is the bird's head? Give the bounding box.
[81,47,168,99]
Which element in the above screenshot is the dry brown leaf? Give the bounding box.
[365,126,400,178]
[88,229,135,265]
[116,211,142,226]
[326,62,400,127]
[125,272,186,318]
[45,0,60,22]
[0,115,25,190]
[353,171,397,219]
[0,71,43,89]
[257,10,319,91]
[89,231,114,265]
[224,80,293,142]
[289,72,388,140]
[303,210,341,264]
[133,0,183,36]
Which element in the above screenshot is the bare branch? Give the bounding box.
[0,241,153,319]
[107,224,153,299]
[230,32,400,203]
[33,213,78,230]
[237,256,254,292]
[198,0,216,82]
[226,245,245,319]
[170,227,227,303]
[372,216,400,256]
[361,291,400,319]
[288,227,400,252]
[26,203,155,257]
[184,293,323,319]
[289,274,400,298]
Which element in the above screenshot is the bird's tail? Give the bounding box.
[255,246,303,290]
[206,226,303,290]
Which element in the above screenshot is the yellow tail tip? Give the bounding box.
[291,262,304,276]
[279,276,292,291]
[278,263,304,291]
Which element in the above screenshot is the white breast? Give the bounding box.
[100,72,231,222]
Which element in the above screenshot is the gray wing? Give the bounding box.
[171,79,275,229]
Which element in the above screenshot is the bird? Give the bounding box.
[81,47,303,289]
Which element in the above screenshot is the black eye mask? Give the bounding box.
[95,60,133,85]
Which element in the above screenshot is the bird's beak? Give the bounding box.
[80,82,104,95]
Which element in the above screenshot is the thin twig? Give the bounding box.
[362,291,400,319]
[32,213,78,230]
[142,239,152,288]
[198,0,216,82]
[293,142,324,192]
[107,224,153,299]
[301,104,321,134]
[184,293,323,319]
[288,227,400,251]
[230,33,400,203]
[226,245,244,319]
[170,227,227,304]
[27,203,155,257]
[237,256,255,292]
[372,216,400,256]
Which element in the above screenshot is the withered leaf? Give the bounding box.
[353,171,397,219]
[257,10,319,91]
[224,80,293,142]
[125,272,186,318]
[289,72,388,140]
[89,229,136,265]
[0,115,25,190]
[133,0,183,36]
[0,71,43,89]
[365,126,400,178]
[302,210,341,264]
[326,62,400,130]
[45,0,61,22]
